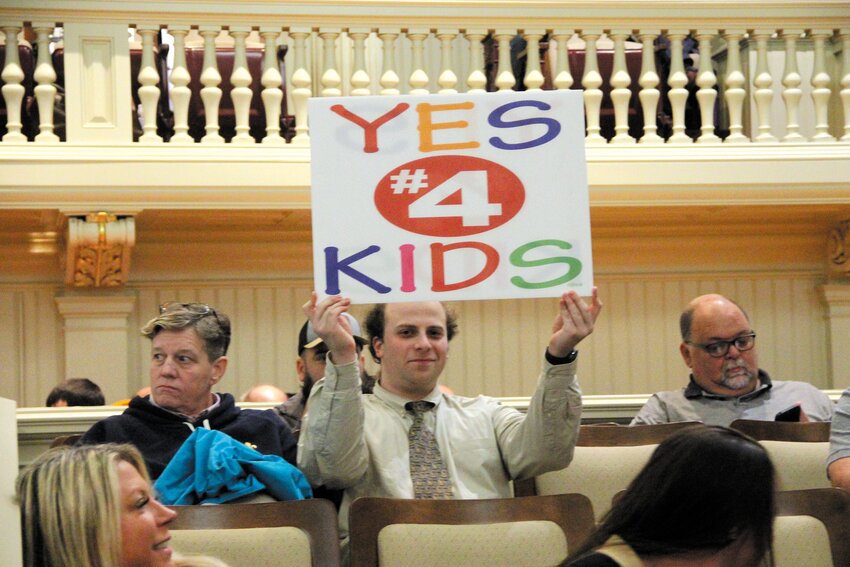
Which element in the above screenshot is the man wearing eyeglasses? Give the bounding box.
[632,294,833,426]
[79,302,298,479]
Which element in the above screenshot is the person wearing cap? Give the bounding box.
[79,302,298,479]
[275,312,372,439]
[298,290,602,556]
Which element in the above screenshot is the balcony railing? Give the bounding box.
[2,1,849,148]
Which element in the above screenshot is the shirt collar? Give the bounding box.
[684,369,773,400]
[373,381,443,414]
[150,392,221,421]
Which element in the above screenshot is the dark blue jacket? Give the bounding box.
[79,393,297,479]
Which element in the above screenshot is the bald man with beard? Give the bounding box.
[632,294,833,426]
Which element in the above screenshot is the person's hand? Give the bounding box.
[548,287,602,358]
[302,292,357,364]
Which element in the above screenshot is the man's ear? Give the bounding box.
[296,356,306,384]
[372,336,383,361]
[210,356,228,385]
[679,342,693,368]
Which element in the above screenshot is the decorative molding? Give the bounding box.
[65,213,136,287]
[828,220,850,277]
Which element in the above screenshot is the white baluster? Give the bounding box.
[199,26,224,144]
[169,26,193,143]
[696,30,720,144]
[551,30,574,91]
[494,30,516,91]
[751,29,777,143]
[608,29,633,144]
[666,31,692,144]
[436,29,458,94]
[259,27,285,145]
[230,27,254,144]
[378,29,400,96]
[32,22,59,143]
[465,29,488,93]
[637,31,663,144]
[288,27,311,145]
[722,29,748,144]
[1,24,26,143]
[810,29,835,142]
[839,29,850,142]
[407,28,430,95]
[319,28,341,97]
[349,28,371,96]
[781,29,805,142]
[523,29,545,91]
[693,30,719,144]
[136,25,162,143]
[581,29,605,144]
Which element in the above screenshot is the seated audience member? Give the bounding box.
[240,383,288,403]
[275,314,371,438]
[79,302,296,479]
[112,386,153,407]
[298,290,601,553]
[17,443,179,567]
[632,294,833,426]
[827,386,850,490]
[563,426,775,567]
[45,377,105,407]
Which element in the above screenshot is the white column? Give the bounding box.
[230,26,254,145]
[32,22,59,143]
[722,29,748,144]
[259,27,285,145]
[820,285,850,389]
[494,29,516,91]
[378,29,401,95]
[168,26,193,144]
[522,29,545,91]
[810,29,836,142]
[637,31,663,144]
[581,29,605,145]
[840,29,850,142]
[781,29,805,142]
[407,28,430,95]
[551,30,574,91]
[608,29,633,144]
[465,29,488,93]
[436,29,458,94]
[666,30,691,144]
[62,23,133,143]
[694,29,720,144]
[319,27,342,97]
[288,27,312,145]
[55,293,137,404]
[1,23,26,143]
[199,26,224,144]
[136,24,163,144]
[349,28,372,96]
[751,29,777,143]
[0,397,21,567]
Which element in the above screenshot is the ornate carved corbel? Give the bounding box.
[828,220,850,278]
[65,212,136,287]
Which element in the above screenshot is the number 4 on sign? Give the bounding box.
[408,170,502,227]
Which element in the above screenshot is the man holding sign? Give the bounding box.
[298,289,601,551]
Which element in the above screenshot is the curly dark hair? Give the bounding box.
[364,302,458,363]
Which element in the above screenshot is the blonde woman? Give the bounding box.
[17,444,177,567]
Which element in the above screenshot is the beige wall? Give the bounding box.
[1,270,830,408]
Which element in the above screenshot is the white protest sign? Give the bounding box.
[309,90,592,303]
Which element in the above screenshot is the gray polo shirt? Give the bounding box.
[631,370,834,427]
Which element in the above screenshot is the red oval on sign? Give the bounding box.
[374,155,525,237]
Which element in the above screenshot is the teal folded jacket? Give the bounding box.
[154,427,313,505]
